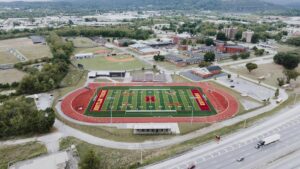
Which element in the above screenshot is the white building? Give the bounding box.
[74,53,94,59]
[242,30,254,43]
[224,27,238,40]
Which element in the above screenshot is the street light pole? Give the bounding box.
[110,106,113,124]
[190,97,196,125]
[107,97,114,124]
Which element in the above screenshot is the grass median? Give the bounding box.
[0,142,47,169]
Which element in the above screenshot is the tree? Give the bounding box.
[205,38,214,46]
[246,63,258,73]
[251,33,260,44]
[274,52,300,70]
[153,65,157,70]
[80,150,100,169]
[254,49,265,56]
[153,54,165,61]
[235,30,242,41]
[204,52,215,62]
[231,54,239,60]
[216,32,227,41]
[0,97,55,138]
[283,69,299,83]
[286,37,300,46]
[198,61,211,68]
[239,52,250,59]
[181,39,188,45]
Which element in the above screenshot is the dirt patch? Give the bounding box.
[105,55,135,62]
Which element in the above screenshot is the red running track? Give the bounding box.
[61,82,239,123]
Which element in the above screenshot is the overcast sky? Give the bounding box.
[0,0,50,2]
[0,0,299,3]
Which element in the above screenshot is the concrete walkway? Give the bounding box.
[0,132,64,153]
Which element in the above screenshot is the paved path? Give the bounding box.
[0,132,64,153]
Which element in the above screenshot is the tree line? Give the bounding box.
[17,32,73,94]
[0,97,55,138]
[274,51,300,86]
[286,37,300,47]
[55,26,153,40]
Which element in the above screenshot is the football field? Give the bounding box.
[85,86,217,117]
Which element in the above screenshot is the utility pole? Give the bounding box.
[140,148,143,164]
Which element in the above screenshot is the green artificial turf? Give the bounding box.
[84,86,216,117]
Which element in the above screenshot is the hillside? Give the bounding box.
[0,0,284,12]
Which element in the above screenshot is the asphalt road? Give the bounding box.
[145,105,300,169]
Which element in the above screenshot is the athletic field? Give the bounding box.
[85,86,217,117]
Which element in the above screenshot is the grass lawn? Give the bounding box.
[178,123,211,134]
[155,61,198,71]
[60,137,160,169]
[276,44,298,53]
[68,37,98,48]
[0,142,47,169]
[0,51,19,64]
[225,63,300,87]
[94,78,114,83]
[0,69,27,84]
[53,66,88,104]
[73,55,150,71]
[0,38,52,60]
[172,75,192,83]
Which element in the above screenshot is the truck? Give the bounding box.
[255,134,280,149]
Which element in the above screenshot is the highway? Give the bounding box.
[145,104,300,169]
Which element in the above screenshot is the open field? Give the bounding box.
[86,86,216,117]
[0,38,52,60]
[0,69,26,84]
[67,37,98,48]
[172,75,192,83]
[276,44,299,53]
[155,61,198,71]
[0,142,47,169]
[0,51,19,64]
[225,63,300,87]
[74,55,150,71]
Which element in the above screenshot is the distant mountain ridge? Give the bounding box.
[0,0,287,12]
